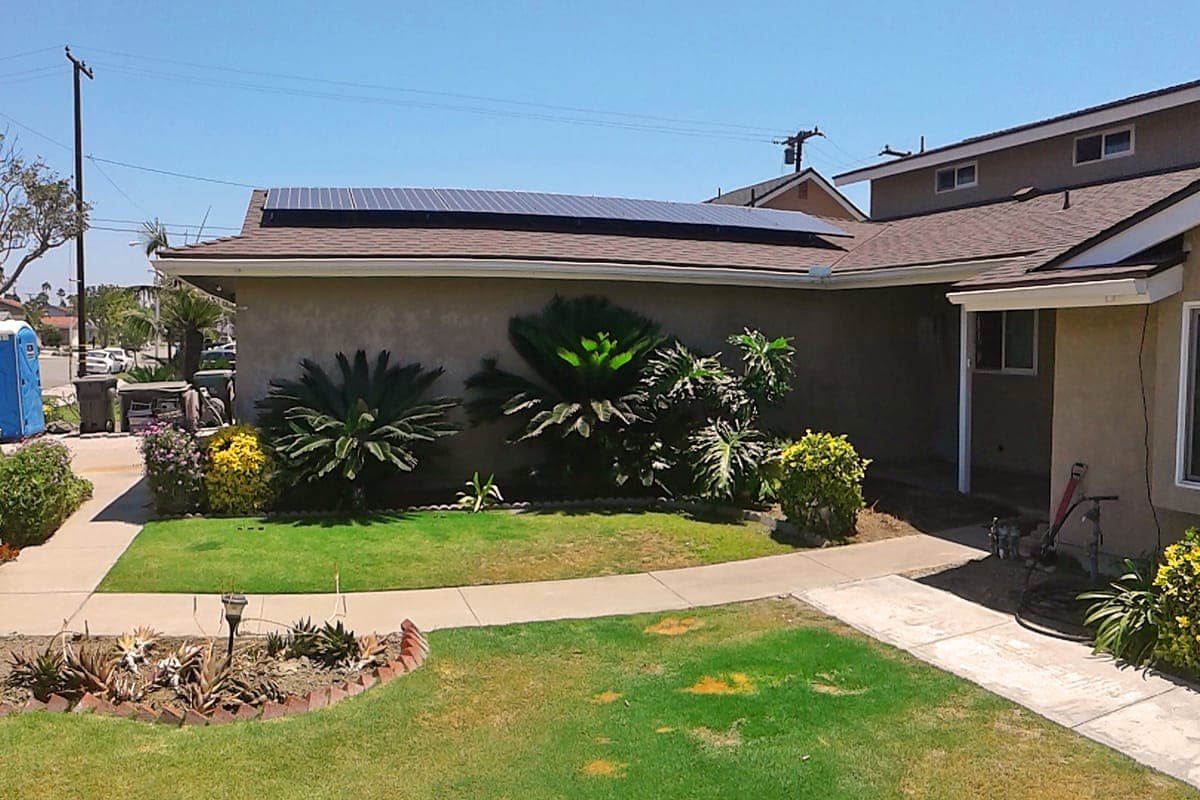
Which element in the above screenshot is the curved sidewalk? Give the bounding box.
[40,533,985,637]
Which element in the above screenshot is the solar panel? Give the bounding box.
[263,187,849,237]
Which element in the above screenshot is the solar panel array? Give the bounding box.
[263,187,848,237]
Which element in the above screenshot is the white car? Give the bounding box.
[101,347,133,371]
[85,351,117,375]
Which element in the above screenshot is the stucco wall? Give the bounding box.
[870,102,1200,219]
[1052,232,1200,557]
[760,180,858,220]
[971,310,1055,475]
[234,277,959,485]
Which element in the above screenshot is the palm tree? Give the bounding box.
[139,219,171,258]
[160,287,224,378]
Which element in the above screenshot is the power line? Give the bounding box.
[86,155,258,188]
[0,46,60,63]
[93,62,775,143]
[0,111,72,150]
[88,158,150,214]
[93,216,239,231]
[82,45,785,137]
[0,64,60,80]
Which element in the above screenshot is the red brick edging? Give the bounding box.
[0,620,429,727]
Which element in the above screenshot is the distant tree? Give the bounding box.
[0,134,88,296]
[20,300,42,329]
[56,287,65,305]
[160,287,224,378]
[139,218,170,258]
[86,285,137,347]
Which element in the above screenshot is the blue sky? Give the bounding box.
[4,0,1198,296]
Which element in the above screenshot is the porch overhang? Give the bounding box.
[946,264,1183,312]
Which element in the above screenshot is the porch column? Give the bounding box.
[957,307,973,493]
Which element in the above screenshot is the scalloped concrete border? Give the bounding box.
[0,621,428,726]
[165,498,829,548]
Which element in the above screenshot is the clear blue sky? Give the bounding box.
[4,0,1198,296]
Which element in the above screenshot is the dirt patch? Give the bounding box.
[644,617,705,636]
[683,672,755,695]
[655,726,675,734]
[862,477,1019,536]
[690,719,744,749]
[590,690,622,704]
[579,759,627,777]
[909,555,1036,617]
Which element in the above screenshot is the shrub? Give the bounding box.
[778,431,869,538]
[203,425,276,514]
[465,296,664,485]
[125,364,179,383]
[456,472,503,512]
[258,350,459,511]
[1154,529,1200,674]
[140,422,204,515]
[0,440,93,548]
[1081,559,1162,668]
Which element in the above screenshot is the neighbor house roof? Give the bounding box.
[156,164,1200,296]
[706,169,866,219]
[835,79,1200,186]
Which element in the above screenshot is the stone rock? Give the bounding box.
[22,698,46,713]
[208,707,236,725]
[375,665,396,684]
[156,707,184,726]
[306,689,329,711]
[73,693,104,714]
[44,694,70,713]
[0,702,15,718]
[234,704,259,721]
[181,708,209,727]
[45,420,74,435]
[283,695,308,716]
[327,685,349,706]
[260,701,289,721]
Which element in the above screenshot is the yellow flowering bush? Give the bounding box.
[203,425,276,515]
[778,431,869,538]
[1154,528,1200,673]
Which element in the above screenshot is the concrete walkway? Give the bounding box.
[0,436,147,635]
[43,534,987,637]
[800,575,1200,790]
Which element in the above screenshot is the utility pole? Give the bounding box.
[774,127,824,173]
[65,46,93,378]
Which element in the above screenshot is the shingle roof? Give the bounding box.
[706,171,808,206]
[161,190,847,273]
[160,165,1200,287]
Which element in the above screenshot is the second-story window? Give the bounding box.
[935,162,977,193]
[1074,126,1134,165]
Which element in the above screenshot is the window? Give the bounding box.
[974,310,1037,374]
[935,162,978,193]
[1074,126,1134,165]
[1178,304,1200,484]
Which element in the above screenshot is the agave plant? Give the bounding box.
[354,633,388,671]
[62,642,117,699]
[313,621,360,668]
[466,296,664,441]
[258,350,460,510]
[456,472,503,513]
[6,646,67,701]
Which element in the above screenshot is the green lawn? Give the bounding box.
[0,600,1188,800]
[97,510,796,593]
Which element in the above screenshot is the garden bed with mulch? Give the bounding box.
[0,620,427,726]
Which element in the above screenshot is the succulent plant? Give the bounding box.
[265,630,287,658]
[314,621,359,668]
[353,633,387,671]
[62,642,116,698]
[6,646,66,701]
[285,618,320,660]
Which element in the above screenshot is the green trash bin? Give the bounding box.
[73,375,118,434]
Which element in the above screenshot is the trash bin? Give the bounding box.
[191,369,235,424]
[73,375,118,434]
[117,381,190,433]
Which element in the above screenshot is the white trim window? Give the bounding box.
[974,309,1038,375]
[935,162,978,193]
[1074,125,1135,165]
[1176,302,1200,486]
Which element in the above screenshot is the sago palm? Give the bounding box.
[258,350,460,509]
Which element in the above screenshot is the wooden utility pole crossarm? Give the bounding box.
[65,46,93,377]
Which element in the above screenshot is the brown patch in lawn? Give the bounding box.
[655,726,675,734]
[593,736,612,744]
[684,672,755,695]
[473,531,697,585]
[690,719,744,749]
[848,507,921,544]
[809,670,869,696]
[580,759,627,778]
[644,616,705,636]
[590,690,622,704]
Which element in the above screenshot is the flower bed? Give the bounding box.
[0,620,427,725]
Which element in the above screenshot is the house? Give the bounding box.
[707,168,866,220]
[155,79,1200,559]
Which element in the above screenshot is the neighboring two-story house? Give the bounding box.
[155,79,1200,558]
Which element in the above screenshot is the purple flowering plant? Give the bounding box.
[139,421,204,515]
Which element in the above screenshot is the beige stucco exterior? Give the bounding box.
[233,276,960,485]
[870,102,1200,219]
[758,178,860,220]
[1051,230,1200,558]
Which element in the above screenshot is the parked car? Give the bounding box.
[101,347,133,372]
[84,351,117,375]
[199,348,236,369]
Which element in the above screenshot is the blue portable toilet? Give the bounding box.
[0,319,45,442]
